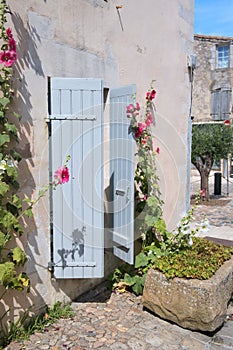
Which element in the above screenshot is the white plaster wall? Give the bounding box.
[2,0,194,320]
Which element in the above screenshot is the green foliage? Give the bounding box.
[0,262,15,287]
[0,302,75,348]
[153,237,233,279]
[192,123,233,163]
[0,0,31,297]
[12,247,27,266]
[124,274,146,295]
[191,123,233,197]
[135,252,148,268]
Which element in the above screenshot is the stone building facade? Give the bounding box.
[193,34,233,121]
[1,0,194,329]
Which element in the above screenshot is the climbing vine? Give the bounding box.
[0,0,30,294]
[0,0,70,299]
[127,83,163,247]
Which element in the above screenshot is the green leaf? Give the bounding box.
[0,96,10,108]
[12,247,27,266]
[6,164,17,179]
[10,179,20,190]
[124,273,135,286]
[154,218,167,235]
[24,208,33,218]
[1,210,23,234]
[0,133,10,147]
[4,122,17,135]
[13,112,21,119]
[10,149,22,162]
[12,194,23,209]
[18,272,30,292]
[135,252,148,268]
[0,231,9,248]
[0,262,16,287]
[145,214,157,227]
[3,67,13,74]
[0,181,9,196]
[132,275,143,295]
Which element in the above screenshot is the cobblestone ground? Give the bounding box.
[5,290,233,350]
[4,194,233,350]
[193,197,233,227]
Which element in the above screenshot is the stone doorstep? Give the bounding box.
[142,256,233,333]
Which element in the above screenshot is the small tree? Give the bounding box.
[191,121,233,200]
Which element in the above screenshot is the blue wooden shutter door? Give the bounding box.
[110,85,136,264]
[50,78,104,279]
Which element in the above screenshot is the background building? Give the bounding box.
[193,34,233,122]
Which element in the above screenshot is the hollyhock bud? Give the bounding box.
[146,89,156,101]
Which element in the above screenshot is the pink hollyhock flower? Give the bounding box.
[126,104,134,113]
[145,113,153,127]
[135,122,146,139]
[0,50,17,67]
[6,28,13,38]
[224,119,230,126]
[135,102,140,111]
[54,166,70,184]
[146,89,156,101]
[156,147,160,154]
[8,38,16,51]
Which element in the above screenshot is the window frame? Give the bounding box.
[217,44,230,69]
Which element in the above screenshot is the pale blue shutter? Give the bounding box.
[110,85,136,264]
[221,88,231,120]
[50,78,104,278]
[211,89,220,120]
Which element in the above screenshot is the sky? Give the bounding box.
[194,0,233,37]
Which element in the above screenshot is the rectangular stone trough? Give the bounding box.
[142,257,233,332]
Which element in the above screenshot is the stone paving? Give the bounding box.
[5,194,233,350]
[5,288,233,350]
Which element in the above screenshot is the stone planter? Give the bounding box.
[142,257,233,332]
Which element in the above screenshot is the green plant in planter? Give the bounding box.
[152,236,233,280]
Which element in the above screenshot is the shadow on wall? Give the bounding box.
[0,10,47,336]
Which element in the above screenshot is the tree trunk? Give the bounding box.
[200,169,209,201]
[192,153,213,201]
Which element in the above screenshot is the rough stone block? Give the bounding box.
[142,257,233,332]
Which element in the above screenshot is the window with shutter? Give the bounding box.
[49,78,104,279]
[49,78,136,278]
[211,88,231,120]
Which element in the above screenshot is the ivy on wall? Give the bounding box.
[0,0,30,296]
